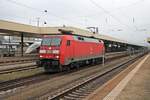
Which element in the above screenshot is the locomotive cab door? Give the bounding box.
[65,40,74,65]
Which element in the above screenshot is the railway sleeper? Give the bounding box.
[71,91,89,96]
[65,94,85,99]
[72,92,89,97]
[63,95,82,100]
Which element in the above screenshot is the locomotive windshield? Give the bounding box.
[42,38,61,46]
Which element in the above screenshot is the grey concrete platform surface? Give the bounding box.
[114,53,150,100]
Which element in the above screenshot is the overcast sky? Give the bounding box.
[0,0,150,46]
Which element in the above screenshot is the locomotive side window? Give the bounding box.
[77,36,84,41]
[67,40,71,46]
[78,37,82,40]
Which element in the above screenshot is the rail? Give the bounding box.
[0,65,37,74]
[48,52,147,100]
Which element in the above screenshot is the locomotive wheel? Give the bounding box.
[59,65,63,72]
[65,65,70,72]
[70,63,74,69]
[92,59,96,65]
[75,62,80,69]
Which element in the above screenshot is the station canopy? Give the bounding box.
[0,20,128,43]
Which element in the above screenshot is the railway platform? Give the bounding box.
[86,53,150,100]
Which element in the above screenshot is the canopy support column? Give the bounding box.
[21,33,24,57]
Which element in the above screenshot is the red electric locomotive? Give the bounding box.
[37,31,105,72]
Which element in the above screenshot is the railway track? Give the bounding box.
[48,53,145,100]
[0,72,55,92]
[0,51,127,75]
[0,52,143,100]
[0,56,38,65]
[0,52,128,92]
[0,60,37,66]
[105,51,127,56]
[0,65,37,74]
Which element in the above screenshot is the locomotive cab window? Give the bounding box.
[66,40,71,46]
[42,37,61,46]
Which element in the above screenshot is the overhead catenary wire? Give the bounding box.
[77,0,145,18]
[114,0,145,11]
[72,0,146,32]
[5,0,84,26]
[89,0,138,31]
[3,0,147,33]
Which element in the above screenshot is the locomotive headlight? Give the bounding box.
[52,50,59,54]
[40,55,43,58]
[55,55,59,58]
[39,50,46,53]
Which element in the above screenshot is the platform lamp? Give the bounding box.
[36,10,48,27]
[44,10,47,26]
